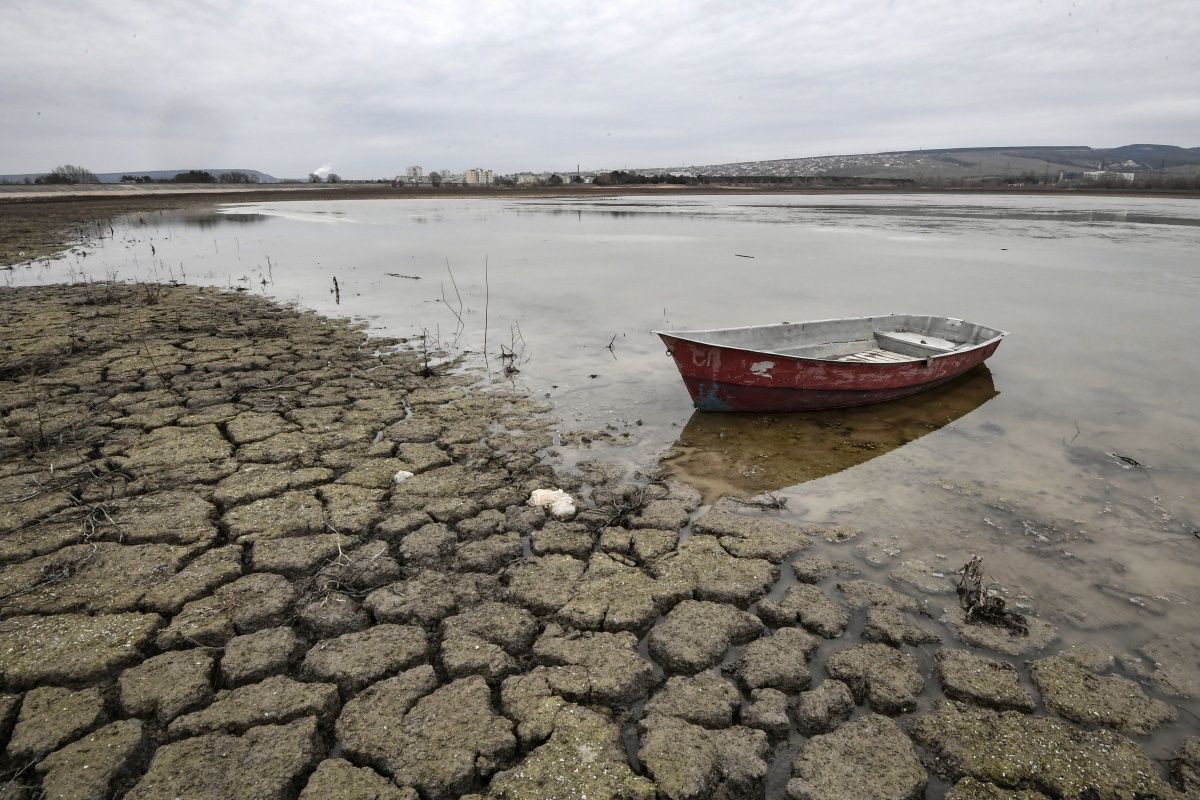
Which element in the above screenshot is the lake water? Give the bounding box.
[10,192,1200,656]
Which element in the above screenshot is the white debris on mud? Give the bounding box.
[528,488,577,520]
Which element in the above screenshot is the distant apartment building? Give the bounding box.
[463,168,494,185]
[1083,171,1135,182]
[406,166,424,183]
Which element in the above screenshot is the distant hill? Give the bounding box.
[0,168,278,184]
[631,144,1200,180]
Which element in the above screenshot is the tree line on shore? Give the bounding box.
[0,166,262,186]
[118,170,261,184]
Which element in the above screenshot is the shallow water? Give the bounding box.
[9,192,1200,656]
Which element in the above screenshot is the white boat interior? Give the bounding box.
[660,315,1007,363]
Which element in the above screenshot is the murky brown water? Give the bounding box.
[9,193,1200,659]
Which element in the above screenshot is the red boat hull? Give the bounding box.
[658,334,1003,412]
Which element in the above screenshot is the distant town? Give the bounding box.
[388,144,1200,190]
[394,165,586,187]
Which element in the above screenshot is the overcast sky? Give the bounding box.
[2,0,1196,178]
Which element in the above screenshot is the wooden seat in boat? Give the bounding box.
[876,330,960,352]
[838,348,917,364]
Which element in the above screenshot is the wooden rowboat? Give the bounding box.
[654,314,1007,412]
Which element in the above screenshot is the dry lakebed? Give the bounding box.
[0,278,1197,799]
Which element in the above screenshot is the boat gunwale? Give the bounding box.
[652,314,1008,365]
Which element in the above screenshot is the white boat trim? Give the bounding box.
[654,314,1007,364]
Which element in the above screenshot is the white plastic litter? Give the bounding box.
[393,470,415,485]
[528,488,577,521]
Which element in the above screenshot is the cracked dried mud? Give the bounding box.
[0,282,1196,800]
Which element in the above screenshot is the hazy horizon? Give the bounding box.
[3,141,1199,183]
[3,0,1197,178]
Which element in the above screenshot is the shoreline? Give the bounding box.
[0,281,1196,798]
[4,180,1199,204]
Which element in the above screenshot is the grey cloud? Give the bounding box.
[1,0,1196,177]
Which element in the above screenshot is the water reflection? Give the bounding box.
[128,211,268,229]
[777,205,1200,227]
[510,205,649,219]
[512,200,1200,228]
[663,367,999,502]
[177,212,267,229]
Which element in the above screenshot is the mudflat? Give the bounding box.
[0,281,1196,799]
